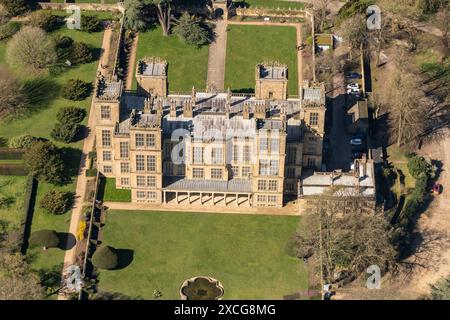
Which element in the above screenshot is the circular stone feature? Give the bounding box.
[180,276,224,300]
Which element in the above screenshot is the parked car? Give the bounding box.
[347,83,359,90]
[347,88,360,95]
[432,183,443,194]
[350,138,363,146]
[345,72,362,79]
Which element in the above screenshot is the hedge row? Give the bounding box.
[19,176,38,254]
[0,164,27,176]
[0,148,26,160]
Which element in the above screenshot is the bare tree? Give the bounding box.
[152,0,172,36]
[0,67,28,119]
[6,26,57,74]
[313,0,330,33]
[336,14,367,58]
[289,190,397,285]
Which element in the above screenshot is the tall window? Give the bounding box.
[101,130,111,147]
[309,112,319,126]
[307,158,316,168]
[211,168,223,179]
[287,147,296,164]
[102,150,111,161]
[146,134,155,148]
[257,180,267,191]
[270,138,279,154]
[211,147,223,164]
[147,176,156,187]
[193,168,204,178]
[269,160,279,176]
[242,166,251,178]
[120,177,129,186]
[147,155,156,172]
[136,134,145,147]
[103,165,112,173]
[120,142,129,158]
[193,147,203,164]
[287,167,296,178]
[259,137,268,152]
[232,145,240,162]
[268,180,278,191]
[231,166,239,178]
[137,176,146,187]
[120,162,130,173]
[243,145,251,163]
[259,159,269,175]
[101,105,111,120]
[136,155,145,171]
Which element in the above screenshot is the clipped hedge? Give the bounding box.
[0,163,27,176]
[0,147,25,160]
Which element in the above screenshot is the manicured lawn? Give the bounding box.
[225,25,298,95]
[234,0,305,9]
[98,210,307,299]
[387,146,416,191]
[133,27,209,93]
[100,178,132,202]
[0,175,27,230]
[0,28,103,147]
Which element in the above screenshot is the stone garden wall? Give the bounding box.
[37,2,124,13]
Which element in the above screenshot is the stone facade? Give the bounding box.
[94,61,326,207]
[136,57,168,97]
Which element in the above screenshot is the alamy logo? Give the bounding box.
[366,5,381,30]
[65,265,82,292]
[366,265,381,289]
[66,5,81,30]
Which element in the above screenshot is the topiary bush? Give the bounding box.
[54,35,73,49]
[8,134,42,148]
[92,245,119,270]
[81,15,101,33]
[62,79,92,101]
[51,122,81,143]
[56,106,86,124]
[28,10,59,32]
[69,41,93,65]
[39,190,74,215]
[23,141,66,185]
[407,155,432,179]
[29,229,60,249]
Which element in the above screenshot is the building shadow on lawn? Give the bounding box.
[114,249,134,270]
[57,232,77,251]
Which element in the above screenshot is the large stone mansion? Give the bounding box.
[94,58,328,207]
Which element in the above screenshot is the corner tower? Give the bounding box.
[255,62,288,100]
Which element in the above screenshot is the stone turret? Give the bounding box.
[255,61,288,100]
[169,99,177,117]
[243,101,250,119]
[183,99,193,118]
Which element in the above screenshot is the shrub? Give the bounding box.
[76,220,87,241]
[69,41,93,65]
[0,21,21,40]
[28,10,59,32]
[6,26,58,74]
[56,106,86,124]
[172,13,212,47]
[23,141,66,185]
[81,15,101,33]
[62,79,91,101]
[39,190,74,215]
[407,156,432,179]
[92,245,119,270]
[29,230,60,249]
[54,35,73,49]
[8,134,41,148]
[51,122,81,143]
[0,0,28,17]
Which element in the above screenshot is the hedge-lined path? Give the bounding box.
[58,27,113,300]
[124,33,139,90]
[227,20,304,92]
[206,19,228,91]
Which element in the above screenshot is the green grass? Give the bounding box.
[28,180,76,272]
[98,210,308,299]
[225,25,298,95]
[0,28,103,147]
[101,178,132,202]
[234,0,305,9]
[0,175,27,229]
[134,27,209,93]
[387,146,416,191]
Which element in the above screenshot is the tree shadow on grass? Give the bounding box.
[23,77,61,115]
[61,147,83,178]
[57,232,76,251]
[114,249,134,270]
